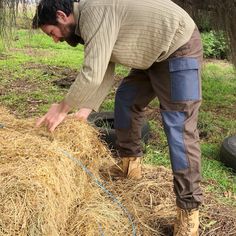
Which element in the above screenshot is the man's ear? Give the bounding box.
[56,10,68,24]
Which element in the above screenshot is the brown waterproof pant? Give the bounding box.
[114,27,203,209]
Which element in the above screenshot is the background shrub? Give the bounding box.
[201,31,229,59]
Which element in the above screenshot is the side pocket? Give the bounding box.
[169,57,201,102]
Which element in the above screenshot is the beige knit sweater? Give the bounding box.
[64,0,195,111]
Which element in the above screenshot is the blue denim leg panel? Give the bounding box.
[161,111,189,172]
[114,83,137,129]
[169,58,200,101]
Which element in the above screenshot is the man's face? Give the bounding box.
[41,22,81,47]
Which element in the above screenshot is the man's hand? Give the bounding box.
[74,108,92,121]
[36,101,71,132]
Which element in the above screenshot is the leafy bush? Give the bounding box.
[201,31,229,59]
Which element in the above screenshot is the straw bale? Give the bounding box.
[0,106,133,235]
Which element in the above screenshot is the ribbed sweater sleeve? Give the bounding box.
[77,62,115,111]
[64,5,120,110]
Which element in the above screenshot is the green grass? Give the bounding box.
[0,29,236,202]
[202,63,236,108]
[1,30,84,69]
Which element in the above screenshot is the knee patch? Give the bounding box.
[161,111,189,172]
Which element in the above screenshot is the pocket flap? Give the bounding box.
[169,58,199,72]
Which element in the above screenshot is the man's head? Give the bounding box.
[32,0,83,47]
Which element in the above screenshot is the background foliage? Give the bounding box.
[202,31,229,59]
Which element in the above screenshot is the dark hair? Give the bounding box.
[32,0,74,29]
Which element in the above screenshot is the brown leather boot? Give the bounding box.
[106,157,142,180]
[174,207,199,236]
